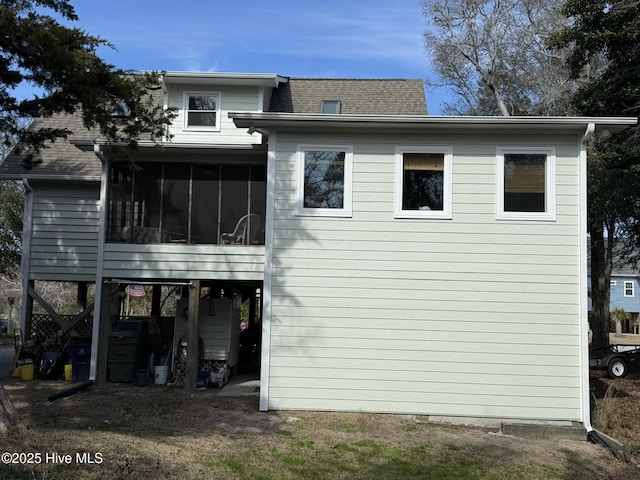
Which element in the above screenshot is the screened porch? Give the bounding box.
[107,160,266,246]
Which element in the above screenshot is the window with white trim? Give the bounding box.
[296,145,353,217]
[497,147,555,220]
[395,146,452,219]
[184,92,220,130]
[624,281,634,297]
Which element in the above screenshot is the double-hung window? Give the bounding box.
[296,145,353,217]
[184,92,220,130]
[497,147,556,221]
[395,146,452,219]
[625,281,634,297]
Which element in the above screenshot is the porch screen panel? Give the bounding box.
[162,163,190,242]
[250,165,267,244]
[107,164,133,242]
[191,164,220,244]
[220,165,250,242]
[134,163,162,230]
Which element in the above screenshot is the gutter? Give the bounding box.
[0,174,101,182]
[70,138,267,153]
[229,112,638,133]
[93,143,106,163]
[159,71,289,88]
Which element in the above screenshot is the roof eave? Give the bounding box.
[229,113,637,134]
[159,72,289,88]
[0,173,101,182]
[70,139,267,154]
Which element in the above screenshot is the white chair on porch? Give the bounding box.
[219,214,261,245]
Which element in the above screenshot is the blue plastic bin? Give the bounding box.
[68,341,91,382]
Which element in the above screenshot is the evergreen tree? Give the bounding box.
[551,0,640,350]
[0,0,172,167]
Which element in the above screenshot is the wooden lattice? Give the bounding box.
[30,314,93,340]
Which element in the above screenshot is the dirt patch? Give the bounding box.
[1,377,640,479]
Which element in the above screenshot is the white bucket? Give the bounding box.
[210,371,224,386]
[154,365,168,385]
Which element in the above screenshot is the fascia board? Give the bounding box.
[229,112,637,134]
[159,72,288,88]
[0,173,100,182]
[70,139,267,154]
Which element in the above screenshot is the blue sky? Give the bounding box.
[68,0,453,114]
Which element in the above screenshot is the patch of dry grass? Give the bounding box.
[591,367,640,457]
[1,378,639,480]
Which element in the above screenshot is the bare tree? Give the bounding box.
[422,0,576,116]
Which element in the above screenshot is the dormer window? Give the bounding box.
[322,100,341,114]
[184,92,220,130]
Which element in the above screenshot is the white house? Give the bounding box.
[0,71,635,433]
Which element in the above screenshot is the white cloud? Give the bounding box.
[76,0,430,77]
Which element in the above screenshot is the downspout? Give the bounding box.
[89,144,109,381]
[19,178,34,337]
[580,123,595,433]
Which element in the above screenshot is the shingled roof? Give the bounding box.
[0,113,101,179]
[0,82,165,180]
[269,78,427,115]
[0,75,428,179]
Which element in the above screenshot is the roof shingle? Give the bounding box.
[269,78,427,115]
[0,75,428,178]
[0,113,101,179]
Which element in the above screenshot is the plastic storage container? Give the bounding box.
[108,333,141,383]
[68,340,91,382]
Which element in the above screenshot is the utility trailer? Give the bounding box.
[592,345,640,379]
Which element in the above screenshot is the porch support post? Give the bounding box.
[93,282,112,386]
[19,179,34,342]
[90,151,109,385]
[23,280,34,340]
[76,282,89,312]
[248,288,257,329]
[151,285,161,317]
[185,280,201,393]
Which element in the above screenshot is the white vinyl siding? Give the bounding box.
[102,244,265,281]
[267,131,582,421]
[29,184,100,281]
[167,85,262,145]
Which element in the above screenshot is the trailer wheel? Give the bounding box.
[607,358,628,379]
